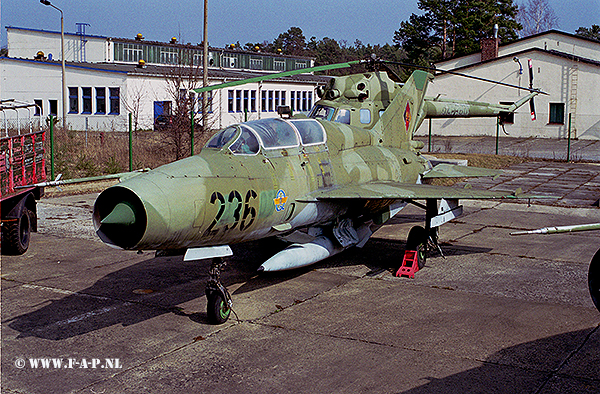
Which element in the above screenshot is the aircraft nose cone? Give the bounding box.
[100,202,136,225]
[93,186,148,249]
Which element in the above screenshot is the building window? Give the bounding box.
[281,91,286,107]
[68,87,79,114]
[49,100,58,116]
[160,48,178,64]
[499,102,514,124]
[308,92,312,110]
[179,89,187,102]
[549,103,565,124]
[295,61,308,70]
[199,91,213,114]
[290,91,295,111]
[302,91,307,112]
[236,90,242,112]
[250,58,263,70]
[296,91,301,112]
[275,91,280,110]
[82,87,92,114]
[268,90,274,112]
[96,88,106,114]
[261,91,266,112]
[251,90,257,112]
[34,99,43,116]
[109,88,120,115]
[228,90,234,113]
[243,90,249,113]
[123,44,143,63]
[274,59,285,71]
[193,53,203,67]
[223,54,237,68]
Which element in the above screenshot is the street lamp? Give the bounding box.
[40,0,67,129]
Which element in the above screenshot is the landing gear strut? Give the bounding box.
[206,257,232,324]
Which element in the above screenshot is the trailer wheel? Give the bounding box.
[2,209,32,255]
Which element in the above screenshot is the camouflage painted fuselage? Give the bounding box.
[93,118,427,250]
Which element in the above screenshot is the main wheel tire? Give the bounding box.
[207,291,231,324]
[2,209,31,255]
[406,225,427,269]
[589,248,600,313]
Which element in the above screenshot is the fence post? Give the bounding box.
[191,109,195,156]
[495,117,500,155]
[567,113,572,162]
[128,113,133,171]
[428,118,432,152]
[50,115,54,180]
[49,115,55,180]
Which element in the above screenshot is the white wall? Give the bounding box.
[1,58,128,131]
[1,58,322,134]
[7,28,107,63]
[417,50,600,140]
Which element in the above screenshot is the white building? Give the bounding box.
[418,30,600,140]
[1,27,328,132]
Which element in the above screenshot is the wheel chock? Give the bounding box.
[396,250,419,278]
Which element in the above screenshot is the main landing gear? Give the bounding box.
[206,257,233,324]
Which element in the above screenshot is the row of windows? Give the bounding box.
[498,102,567,125]
[114,42,310,71]
[33,99,57,116]
[227,89,313,114]
[68,87,120,115]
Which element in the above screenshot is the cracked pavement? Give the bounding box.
[2,160,599,393]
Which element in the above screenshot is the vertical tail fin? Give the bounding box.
[373,70,432,148]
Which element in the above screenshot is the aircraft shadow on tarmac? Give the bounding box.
[6,237,490,341]
[396,328,600,394]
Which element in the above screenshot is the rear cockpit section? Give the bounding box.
[204,118,326,156]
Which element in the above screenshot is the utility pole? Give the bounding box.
[40,0,67,129]
[202,0,209,143]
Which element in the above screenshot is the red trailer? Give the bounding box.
[1,101,47,254]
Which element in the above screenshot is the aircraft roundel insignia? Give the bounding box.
[274,189,288,212]
[404,102,411,130]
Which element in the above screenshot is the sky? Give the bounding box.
[1,0,598,50]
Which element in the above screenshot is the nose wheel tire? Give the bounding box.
[205,257,233,324]
[206,290,231,324]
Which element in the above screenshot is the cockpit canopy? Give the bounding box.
[205,118,326,155]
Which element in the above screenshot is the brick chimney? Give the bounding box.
[481,37,500,61]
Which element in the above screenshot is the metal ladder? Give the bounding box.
[569,62,579,138]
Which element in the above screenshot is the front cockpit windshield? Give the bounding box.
[309,105,336,121]
[229,126,260,155]
[205,126,238,149]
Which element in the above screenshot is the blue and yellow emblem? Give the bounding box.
[273,189,288,212]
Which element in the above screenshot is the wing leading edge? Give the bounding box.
[298,181,530,202]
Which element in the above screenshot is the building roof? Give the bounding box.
[512,29,600,46]
[0,56,330,84]
[7,26,315,61]
[6,26,108,40]
[436,47,600,75]
[436,30,600,71]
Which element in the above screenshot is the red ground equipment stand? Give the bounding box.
[396,250,419,278]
